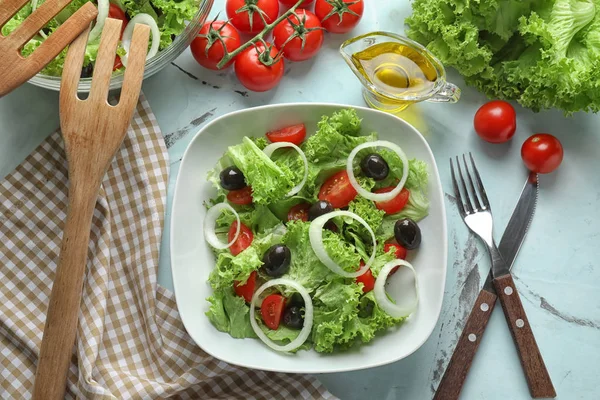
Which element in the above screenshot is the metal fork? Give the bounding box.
[450,154,555,399]
[0,0,97,96]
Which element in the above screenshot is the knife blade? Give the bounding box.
[482,171,539,292]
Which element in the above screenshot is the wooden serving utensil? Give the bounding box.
[32,19,150,400]
[0,0,97,97]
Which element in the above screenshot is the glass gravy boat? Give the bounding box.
[340,31,461,113]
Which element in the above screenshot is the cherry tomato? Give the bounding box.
[318,171,358,208]
[226,0,279,34]
[108,3,128,38]
[355,264,375,293]
[234,270,257,302]
[384,243,407,260]
[280,0,314,7]
[234,43,285,92]
[266,123,307,145]
[190,21,241,70]
[473,100,517,144]
[521,134,563,174]
[315,0,364,34]
[384,243,407,275]
[287,203,310,222]
[261,294,286,330]
[227,186,253,205]
[374,187,410,215]
[113,56,123,71]
[228,221,254,256]
[273,9,324,62]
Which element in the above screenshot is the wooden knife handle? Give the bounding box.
[433,289,497,400]
[33,186,99,400]
[493,274,556,398]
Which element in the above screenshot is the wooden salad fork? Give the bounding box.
[0,0,97,97]
[32,19,149,400]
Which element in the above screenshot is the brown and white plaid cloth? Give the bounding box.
[0,94,335,399]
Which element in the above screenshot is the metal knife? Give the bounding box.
[434,172,551,400]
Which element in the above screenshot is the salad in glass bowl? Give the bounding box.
[2,0,213,91]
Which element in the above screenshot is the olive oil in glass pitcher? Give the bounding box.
[340,32,461,113]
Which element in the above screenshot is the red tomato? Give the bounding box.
[521,134,564,174]
[113,56,123,71]
[234,270,257,302]
[190,21,241,70]
[318,171,358,208]
[108,3,128,38]
[287,203,310,222]
[266,124,307,145]
[474,100,517,144]
[226,0,279,34]
[280,0,314,7]
[234,43,285,92]
[261,294,286,330]
[273,10,324,62]
[384,243,407,260]
[374,187,410,215]
[355,265,375,293]
[227,186,253,205]
[315,0,364,34]
[228,221,254,256]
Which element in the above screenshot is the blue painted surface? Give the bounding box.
[1,2,599,399]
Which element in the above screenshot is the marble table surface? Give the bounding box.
[1,1,599,399]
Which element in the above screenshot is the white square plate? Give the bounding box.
[170,103,447,373]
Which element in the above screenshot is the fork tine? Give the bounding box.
[462,154,482,210]
[0,0,30,28]
[89,18,122,103]
[60,25,89,104]
[6,0,74,48]
[449,158,466,217]
[117,24,150,112]
[455,156,474,214]
[469,153,490,209]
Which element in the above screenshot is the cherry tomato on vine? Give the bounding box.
[280,0,314,7]
[315,0,364,34]
[474,100,517,143]
[234,43,285,92]
[190,21,241,70]
[108,3,128,38]
[273,9,324,62]
[226,0,279,35]
[521,134,564,174]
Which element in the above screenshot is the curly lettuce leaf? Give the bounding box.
[227,137,294,205]
[406,0,600,114]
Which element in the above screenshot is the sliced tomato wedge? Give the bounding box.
[384,243,407,275]
[261,294,286,330]
[287,203,310,222]
[108,3,128,38]
[228,221,253,256]
[318,171,358,209]
[227,186,253,205]
[234,270,257,302]
[374,187,410,214]
[355,262,375,293]
[266,123,306,145]
[113,55,123,71]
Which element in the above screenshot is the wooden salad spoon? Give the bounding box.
[32,18,150,400]
[0,0,97,97]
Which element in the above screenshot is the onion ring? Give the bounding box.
[203,203,240,250]
[263,142,308,197]
[121,13,160,67]
[374,259,419,318]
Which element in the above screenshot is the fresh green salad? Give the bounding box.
[203,109,430,353]
[2,0,200,77]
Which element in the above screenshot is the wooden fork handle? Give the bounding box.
[33,183,101,400]
[434,289,497,400]
[493,274,556,398]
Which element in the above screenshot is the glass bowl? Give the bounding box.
[28,0,214,92]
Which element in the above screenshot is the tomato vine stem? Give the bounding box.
[216,0,306,69]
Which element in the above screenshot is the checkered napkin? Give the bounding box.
[0,94,335,399]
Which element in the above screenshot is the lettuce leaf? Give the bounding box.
[406,0,600,114]
[206,288,256,339]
